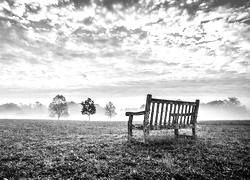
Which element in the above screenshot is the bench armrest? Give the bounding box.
[125,111,146,116]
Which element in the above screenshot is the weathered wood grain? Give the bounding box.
[150,102,155,127]
[125,111,145,116]
[143,94,152,144]
[180,104,184,124]
[184,104,189,125]
[168,104,173,125]
[159,103,164,128]
[154,103,160,127]
[151,98,197,105]
[128,115,133,141]
[163,103,168,128]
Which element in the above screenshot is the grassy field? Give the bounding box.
[0,119,249,180]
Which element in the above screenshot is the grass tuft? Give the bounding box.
[0,119,249,179]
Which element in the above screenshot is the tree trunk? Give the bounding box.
[88,115,90,121]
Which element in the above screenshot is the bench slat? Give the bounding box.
[151,98,197,105]
[189,105,193,124]
[159,103,164,127]
[177,104,181,124]
[191,104,196,124]
[125,111,146,116]
[187,105,193,124]
[172,104,178,124]
[163,103,168,128]
[144,124,195,130]
[184,104,188,124]
[154,103,160,127]
[150,102,155,127]
[180,104,184,124]
[187,105,190,125]
[191,105,195,124]
[168,104,173,125]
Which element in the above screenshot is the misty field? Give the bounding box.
[0,119,249,179]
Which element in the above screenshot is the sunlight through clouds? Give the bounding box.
[0,0,250,108]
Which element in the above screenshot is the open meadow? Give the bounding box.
[0,119,249,179]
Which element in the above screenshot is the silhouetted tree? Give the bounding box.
[48,95,69,120]
[105,102,117,120]
[81,98,96,121]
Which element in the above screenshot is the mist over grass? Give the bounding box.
[0,110,249,121]
[0,100,249,121]
[199,102,250,120]
[198,106,250,120]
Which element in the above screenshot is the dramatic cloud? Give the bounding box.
[0,0,250,110]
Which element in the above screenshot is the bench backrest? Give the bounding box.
[144,94,200,129]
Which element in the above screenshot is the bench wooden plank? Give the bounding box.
[155,103,160,127]
[159,103,164,128]
[187,105,193,125]
[125,111,145,116]
[130,123,197,134]
[177,104,181,124]
[163,103,168,128]
[150,102,155,127]
[180,104,184,124]
[168,104,173,126]
[143,94,152,142]
[191,105,195,124]
[173,104,177,124]
[151,98,197,105]
[184,104,189,125]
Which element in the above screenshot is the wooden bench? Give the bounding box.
[125,94,200,143]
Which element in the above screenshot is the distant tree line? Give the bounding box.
[1,96,247,120]
[0,95,117,120]
[198,97,249,120]
[0,102,47,117]
[201,97,247,112]
[48,95,118,120]
[135,97,247,110]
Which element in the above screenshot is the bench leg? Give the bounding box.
[143,126,149,144]
[192,127,196,139]
[143,112,150,144]
[174,129,179,138]
[128,115,133,141]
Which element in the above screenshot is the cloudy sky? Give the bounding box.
[0,0,250,109]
